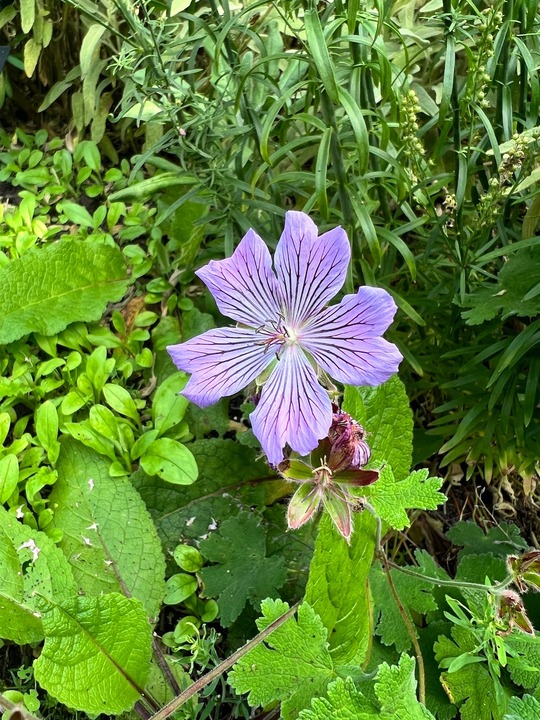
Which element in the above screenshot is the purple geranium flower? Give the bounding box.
[167,211,402,465]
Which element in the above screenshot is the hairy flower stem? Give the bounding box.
[380,549,426,705]
[148,602,300,720]
[388,561,515,595]
[360,501,425,703]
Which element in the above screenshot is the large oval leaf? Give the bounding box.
[47,439,166,619]
[34,593,152,714]
[0,239,129,344]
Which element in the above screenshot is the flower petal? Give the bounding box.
[274,211,350,326]
[196,229,281,327]
[250,345,332,465]
[301,286,402,386]
[167,328,274,407]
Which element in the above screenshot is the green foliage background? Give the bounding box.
[0,0,540,718]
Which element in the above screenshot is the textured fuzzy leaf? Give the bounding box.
[363,467,445,531]
[371,553,446,652]
[343,376,413,482]
[47,439,166,619]
[0,508,76,644]
[376,654,436,719]
[505,634,540,690]
[299,655,435,720]
[447,521,527,559]
[228,600,336,719]
[198,512,287,626]
[34,593,152,714]
[298,677,377,719]
[503,695,540,720]
[456,554,507,584]
[132,438,270,554]
[435,627,508,719]
[305,512,377,664]
[0,239,128,344]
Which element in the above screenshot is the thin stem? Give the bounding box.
[361,499,425,702]
[149,601,300,720]
[153,637,182,696]
[388,561,515,594]
[380,551,426,705]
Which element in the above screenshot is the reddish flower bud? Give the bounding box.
[498,590,535,636]
[327,411,371,472]
[508,551,540,593]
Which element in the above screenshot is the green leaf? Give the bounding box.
[338,87,369,174]
[343,376,413,481]
[0,454,19,504]
[298,677,378,719]
[462,246,540,325]
[130,430,159,460]
[376,654,436,719]
[228,600,337,719]
[20,0,35,33]
[173,544,203,572]
[505,634,540,690]
[140,438,198,485]
[304,8,339,103]
[363,467,445,531]
[299,655,435,720]
[33,593,152,714]
[131,438,269,553]
[80,24,106,76]
[24,37,41,78]
[198,512,287,627]
[305,512,377,664]
[447,521,527,558]
[35,400,59,463]
[63,421,117,460]
[504,695,540,720]
[456,554,507,585]
[435,627,508,719]
[371,553,445,652]
[102,383,140,423]
[89,404,120,442]
[163,573,198,605]
[47,439,166,619]
[58,202,94,227]
[0,507,76,644]
[187,397,230,438]
[0,240,128,344]
[152,372,189,435]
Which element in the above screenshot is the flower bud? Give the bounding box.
[327,411,371,472]
[508,551,540,593]
[498,590,535,635]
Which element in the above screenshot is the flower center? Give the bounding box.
[256,318,299,356]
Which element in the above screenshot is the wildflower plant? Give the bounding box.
[2,0,540,715]
[167,211,402,467]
